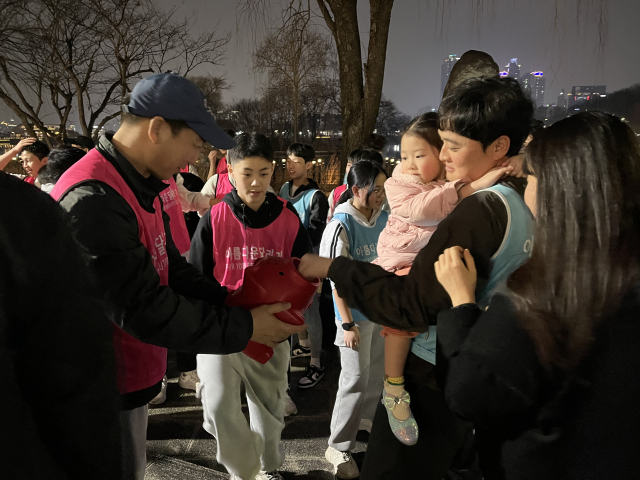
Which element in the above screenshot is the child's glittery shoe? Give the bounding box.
[382,383,419,446]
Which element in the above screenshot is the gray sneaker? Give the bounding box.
[297,365,325,389]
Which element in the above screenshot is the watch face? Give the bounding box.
[342,323,352,331]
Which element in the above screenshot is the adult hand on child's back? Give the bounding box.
[249,303,308,348]
[298,253,333,281]
[434,247,477,307]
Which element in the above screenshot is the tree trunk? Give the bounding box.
[363,0,393,136]
[318,0,394,178]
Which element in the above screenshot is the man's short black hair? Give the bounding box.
[286,143,315,163]
[37,146,85,184]
[362,134,387,152]
[439,77,534,157]
[22,140,50,160]
[228,133,274,165]
[64,135,95,150]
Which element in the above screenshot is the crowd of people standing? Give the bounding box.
[1,49,639,480]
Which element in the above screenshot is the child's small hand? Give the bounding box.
[475,165,514,190]
[458,165,513,199]
[500,154,525,178]
[434,247,477,307]
[344,325,360,350]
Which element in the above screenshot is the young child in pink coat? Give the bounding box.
[375,112,514,445]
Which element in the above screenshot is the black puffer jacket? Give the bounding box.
[56,135,254,408]
[438,289,640,479]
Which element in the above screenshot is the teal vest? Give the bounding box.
[410,183,535,364]
[279,183,318,230]
[332,209,389,322]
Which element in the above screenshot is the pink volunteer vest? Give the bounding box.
[216,156,228,175]
[51,149,168,394]
[333,184,347,207]
[215,173,234,200]
[210,199,299,290]
[160,177,191,255]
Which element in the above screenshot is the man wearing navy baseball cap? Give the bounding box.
[51,73,306,479]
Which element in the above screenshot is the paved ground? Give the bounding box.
[145,347,370,479]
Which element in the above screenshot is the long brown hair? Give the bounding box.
[508,111,640,372]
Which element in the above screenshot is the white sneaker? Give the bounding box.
[325,446,359,479]
[149,375,167,405]
[284,391,298,417]
[178,369,200,391]
[359,418,373,433]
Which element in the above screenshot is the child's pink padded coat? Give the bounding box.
[375,164,460,272]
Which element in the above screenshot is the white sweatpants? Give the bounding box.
[329,319,385,451]
[197,341,289,479]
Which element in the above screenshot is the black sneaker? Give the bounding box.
[292,342,311,358]
[298,365,325,388]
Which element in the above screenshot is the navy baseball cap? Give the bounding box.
[123,73,236,150]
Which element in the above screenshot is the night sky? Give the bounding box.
[165,0,640,116]
[2,0,639,121]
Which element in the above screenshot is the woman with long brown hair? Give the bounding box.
[435,111,640,479]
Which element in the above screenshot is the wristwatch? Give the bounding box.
[342,322,355,331]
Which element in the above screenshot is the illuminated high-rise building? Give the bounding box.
[557,89,567,109]
[520,71,546,107]
[440,54,460,98]
[505,58,521,80]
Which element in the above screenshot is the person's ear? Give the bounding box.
[491,135,511,160]
[148,117,166,144]
[41,156,48,165]
[351,185,360,197]
[306,161,313,173]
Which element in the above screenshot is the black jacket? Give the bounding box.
[0,174,121,479]
[327,178,526,332]
[281,178,329,248]
[56,135,254,408]
[438,290,640,479]
[189,189,312,281]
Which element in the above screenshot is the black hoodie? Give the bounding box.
[189,189,312,283]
